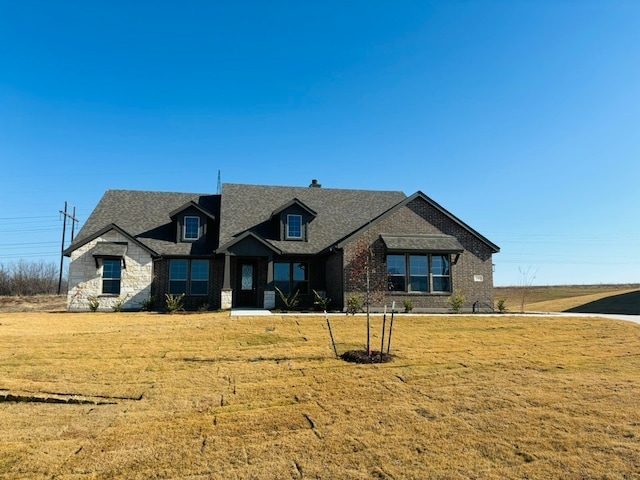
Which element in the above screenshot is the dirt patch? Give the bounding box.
[340,350,394,364]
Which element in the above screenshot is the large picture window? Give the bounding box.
[169,259,209,295]
[102,259,122,295]
[274,261,308,294]
[387,254,451,293]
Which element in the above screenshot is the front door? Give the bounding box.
[236,261,258,307]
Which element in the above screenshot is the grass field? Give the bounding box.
[1,310,639,479]
[495,284,640,314]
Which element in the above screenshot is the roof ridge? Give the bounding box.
[222,183,406,195]
[105,189,217,196]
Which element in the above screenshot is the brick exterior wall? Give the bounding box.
[325,251,344,311]
[153,256,225,311]
[342,197,495,313]
[67,230,153,311]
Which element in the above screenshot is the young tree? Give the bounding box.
[518,266,538,313]
[346,237,387,355]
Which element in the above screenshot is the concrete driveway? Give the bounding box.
[550,312,640,325]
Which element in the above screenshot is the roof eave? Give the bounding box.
[63,223,159,258]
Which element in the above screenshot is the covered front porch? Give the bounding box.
[218,232,327,310]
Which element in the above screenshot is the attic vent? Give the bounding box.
[309,179,321,188]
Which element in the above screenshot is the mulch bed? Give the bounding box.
[340,350,394,364]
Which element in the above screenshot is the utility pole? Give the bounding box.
[58,202,79,295]
[216,170,222,195]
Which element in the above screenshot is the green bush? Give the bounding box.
[346,295,362,315]
[403,299,413,313]
[449,290,465,313]
[496,297,507,313]
[141,296,156,312]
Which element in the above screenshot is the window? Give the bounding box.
[387,255,406,292]
[184,216,200,240]
[431,255,451,292]
[102,259,122,295]
[170,259,209,295]
[274,261,308,294]
[386,254,452,293]
[286,214,302,240]
[169,259,188,294]
[409,255,428,292]
[190,260,209,295]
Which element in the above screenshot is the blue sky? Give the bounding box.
[1,1,639,286]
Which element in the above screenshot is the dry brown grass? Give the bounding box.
[0,294,66,313]
[1,311,639,479]
[495,284,640,313]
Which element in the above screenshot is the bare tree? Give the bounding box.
[0,260,60,296]
[518,266,538,313]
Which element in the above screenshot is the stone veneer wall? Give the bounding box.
[67,230,153,311]
[342,197,496,313]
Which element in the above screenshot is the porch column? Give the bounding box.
[264,254,275,309]
[221,252,232,309]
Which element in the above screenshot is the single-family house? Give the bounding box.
[64,181,499,312]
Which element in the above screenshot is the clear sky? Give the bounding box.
[1,1,639,286]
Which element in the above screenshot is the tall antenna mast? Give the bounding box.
[216,170,222,194]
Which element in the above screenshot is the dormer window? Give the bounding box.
[286,214,302,240]
[184,216,200,240]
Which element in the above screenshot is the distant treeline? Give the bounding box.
[0,260,61,296]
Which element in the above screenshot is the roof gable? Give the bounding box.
[169,201,217,220]
[337,191,500,253]
[63,223,158,257]
[270,198,318,219]
[69,190,221,257]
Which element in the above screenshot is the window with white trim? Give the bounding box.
[184,216,200,240]
[387,254,451,293]
[286,214,302,240]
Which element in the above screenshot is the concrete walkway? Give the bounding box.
[230,309,273,317]
[227,309,640,325]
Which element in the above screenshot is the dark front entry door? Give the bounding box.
[236,261,258,307]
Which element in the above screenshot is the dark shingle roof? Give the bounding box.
[218,183,406,255]
[381,234,464,253]
[71,190,220,256]
[69,184,498,259]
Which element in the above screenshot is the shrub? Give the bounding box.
[312,290,331,311]
[403,299,413,313]
[141,296,156,312]
[112,295,128,312]
[346,295,362,315]
[165,293,185,314]
[449,290,465,313]
[87,296,100,312]
[274,287,300,311]
[496,297,507,313]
